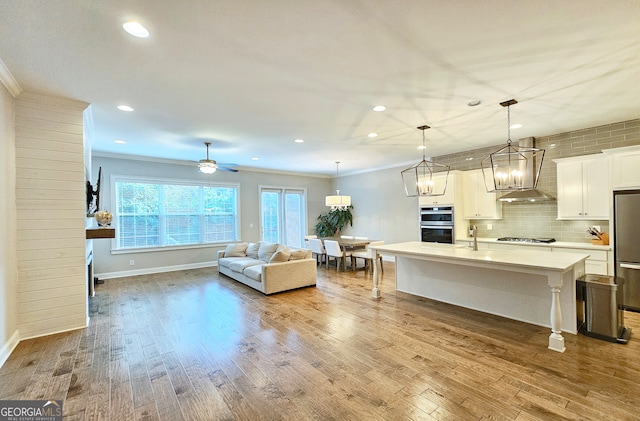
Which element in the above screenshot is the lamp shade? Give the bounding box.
[325,192,351,210]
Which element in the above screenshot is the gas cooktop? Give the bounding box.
[497,237,556,244]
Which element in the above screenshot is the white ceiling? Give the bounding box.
[1,0,639,175]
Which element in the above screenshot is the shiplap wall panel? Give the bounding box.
[15,93,89,339]
[18,266,86,284]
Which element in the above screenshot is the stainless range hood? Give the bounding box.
[497,137,555,203]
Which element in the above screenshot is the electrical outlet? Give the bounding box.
[487,223,493,230]
[129,259,135,266]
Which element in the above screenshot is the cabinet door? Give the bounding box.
[610,148,640,189]
[419,173,454,205]
[582,158,609,219]
[556,161,585,218]
[462,170,501,219]
[462,172,480,218]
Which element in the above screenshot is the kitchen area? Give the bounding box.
[372,141,640,352]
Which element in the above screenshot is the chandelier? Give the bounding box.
[401,125,450,197]
[325,162,351,210]
[481,99,545,191]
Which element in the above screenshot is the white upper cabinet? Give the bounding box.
[554,155,609,220]
[603,145,640,189]
[462,169,502,219]
[418,172,456,206]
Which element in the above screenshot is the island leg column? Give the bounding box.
[548,283,566,353]
[372,252,381,299]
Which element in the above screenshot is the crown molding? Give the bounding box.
[0,59,22,98]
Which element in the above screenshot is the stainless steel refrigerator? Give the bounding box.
[614,190,640,312]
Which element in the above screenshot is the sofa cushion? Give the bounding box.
[218,256,248,269]
[246,242,261,259]
[228,258,264,273]
[288,249,307,260]
[243,264,264,282]
[224,242,248,257]
[269,245,290,263]
[258,242,279,262]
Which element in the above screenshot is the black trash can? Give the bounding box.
[576,274,631,343]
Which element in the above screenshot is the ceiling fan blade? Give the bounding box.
[216,163,237,167]
[217,166,239,172]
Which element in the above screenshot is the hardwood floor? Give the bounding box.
[1,262,640,420]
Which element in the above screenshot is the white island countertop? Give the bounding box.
[373,241,590,271]
[369,241,589,353]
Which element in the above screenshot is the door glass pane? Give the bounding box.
[261,191,280,243]
[285,192,303,248]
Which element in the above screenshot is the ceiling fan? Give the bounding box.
[198,142,238,173]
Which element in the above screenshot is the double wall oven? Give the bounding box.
[420,206,454,243]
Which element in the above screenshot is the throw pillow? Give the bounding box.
[224,242,248,257]
[269,246,291,263]
[288,249,307,260]
[258,242,279,262]
[246,242,261,259]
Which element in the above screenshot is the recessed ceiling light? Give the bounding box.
[114,139,126,144]
[372,105,386,112]
[368,133,378,138]
[123,21,150,38]
[467,100,482,107]
[510,123,523,129]
[294,138,304,143]
[251,157,259,161]
[117,105,134,112]
[417,145,426,150]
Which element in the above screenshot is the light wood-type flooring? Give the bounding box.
[1,261,640,420]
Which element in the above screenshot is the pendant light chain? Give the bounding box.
[506,104,512,146]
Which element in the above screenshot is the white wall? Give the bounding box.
[92,155,332,277]
[338,166,420,244]
[0,80,18,365]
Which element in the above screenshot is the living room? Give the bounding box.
[2,1,640,419]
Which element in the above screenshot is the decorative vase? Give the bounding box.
[94,210,113,227]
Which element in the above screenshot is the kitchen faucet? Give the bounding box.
[472,225,478,251]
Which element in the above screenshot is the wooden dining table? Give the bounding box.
[319,237,372,271]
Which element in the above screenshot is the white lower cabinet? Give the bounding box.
[554,248,610,275]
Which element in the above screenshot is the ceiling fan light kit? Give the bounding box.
[198,142,238,173]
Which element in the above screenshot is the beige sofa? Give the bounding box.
[217,241,317,294]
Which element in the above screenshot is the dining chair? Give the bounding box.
[304,234,317,247]
[351,240,384,272]
[307,238,326,266]
[324,240,352,271]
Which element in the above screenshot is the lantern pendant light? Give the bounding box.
[481,99,545,192]
[401,125,450,197]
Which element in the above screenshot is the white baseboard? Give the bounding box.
[96,261,218,280]
[0,329,20,368]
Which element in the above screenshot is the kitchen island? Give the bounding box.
[369,242,589,352]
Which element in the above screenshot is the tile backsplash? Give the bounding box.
[433,119,640,243]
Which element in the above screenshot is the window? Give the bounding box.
[260,187,306,248]
[114,177,238,250]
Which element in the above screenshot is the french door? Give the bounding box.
[260,187,307,248]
